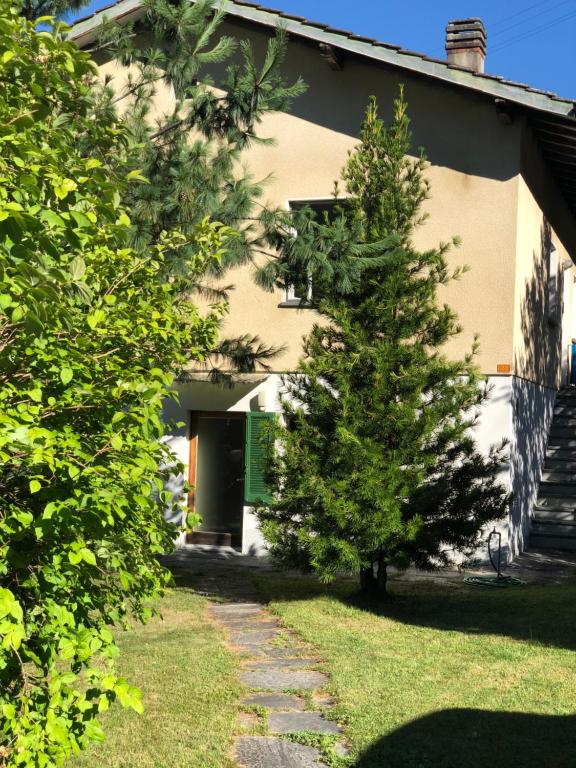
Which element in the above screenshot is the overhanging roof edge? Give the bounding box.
[69,0,576,122]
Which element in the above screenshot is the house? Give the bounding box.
[71,4,576,561]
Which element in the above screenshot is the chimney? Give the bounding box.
[445,19,487,73]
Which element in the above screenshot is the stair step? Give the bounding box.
[547,437,576,448]
[554,405,576,414]
[529,533,576,551]
[550,416,576,425]
[543,457,576,470]
[530,521,576,538]
[550,427,576,439]
[533,507,576,521]
[546,447,576,460]
[532,391,576,552]
[541,470,576,483]
[538,481,576,494]
[536,496,576,511]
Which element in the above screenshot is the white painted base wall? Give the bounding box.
[465,375,556,564]
[162,375,283,554]
[509,377,557,558]
[162,373,556,562]
[470,376,514,564]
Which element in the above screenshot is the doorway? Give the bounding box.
[188,412,245,548]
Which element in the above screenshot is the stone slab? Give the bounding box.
[240,669,328,691]
[235,736,324,767]
[211,603,263,616]
[246,659,318,670]
[268,711,341,735]
[217,618,279,630]
[242,693,305,710]
[260,647,311,659]
[229,630,279,646]
[214,609,270,618]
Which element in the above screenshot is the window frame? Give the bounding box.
[278,197,344,309]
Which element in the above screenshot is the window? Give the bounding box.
[283,274,313,306]
[279,199,343,308]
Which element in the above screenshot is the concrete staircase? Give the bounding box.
[530,387,576,551]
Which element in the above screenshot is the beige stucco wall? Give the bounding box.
[513,176,562,388]
[200,17,524,373]
[513,121,576,389]
[93,16,576,382]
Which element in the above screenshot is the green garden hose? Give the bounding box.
[463,529,526,588]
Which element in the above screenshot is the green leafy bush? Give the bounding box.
[0,5,224,765]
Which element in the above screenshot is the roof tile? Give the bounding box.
[70,0,576,108]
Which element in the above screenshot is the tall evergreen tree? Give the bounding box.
[258,91,510,596]
[19,0,88,21]
[91,0,306,380]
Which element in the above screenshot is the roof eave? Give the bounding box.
[69,0,576,120]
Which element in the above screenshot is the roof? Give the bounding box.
[70,0,576,216]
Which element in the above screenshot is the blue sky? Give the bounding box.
[69,0,576,99]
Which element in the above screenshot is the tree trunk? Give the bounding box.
[359,552,388,598]
[360,566,375,593]
[375,552,388,595]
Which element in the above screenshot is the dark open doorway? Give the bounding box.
[187,412,245,548]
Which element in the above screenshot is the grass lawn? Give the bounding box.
[73,587,241,768]
[69,571,576,768]
[256,575,576,768]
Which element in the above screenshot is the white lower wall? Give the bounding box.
[463,375,557,563]
[160,373,556,562]
[162,375,283,551]
[470,376,514,563]
[509,377,556,558]
[241,507,269,556]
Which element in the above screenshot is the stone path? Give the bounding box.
[164,544,576,766]
[209,601,348,767]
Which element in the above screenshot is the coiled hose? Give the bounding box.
[464,529,525,587]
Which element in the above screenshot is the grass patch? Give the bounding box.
[285,731,350,767]
[73,587,241,768]
[257,575,576,768]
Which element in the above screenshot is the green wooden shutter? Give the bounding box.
[244,412,275,504]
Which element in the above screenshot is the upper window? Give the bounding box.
[279,199,342,308]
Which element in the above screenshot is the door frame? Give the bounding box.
[187,410,246,543]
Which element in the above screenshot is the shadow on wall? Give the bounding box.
[510,377,555,556]
[515,221,562,389]
[510,221,561,555]
[162,459,186,529]
[209,18,520,183]
[353,709,576,768]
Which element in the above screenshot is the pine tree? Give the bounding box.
[258,91,510,596]
[91,0,307,380]
[19,0,89,21]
